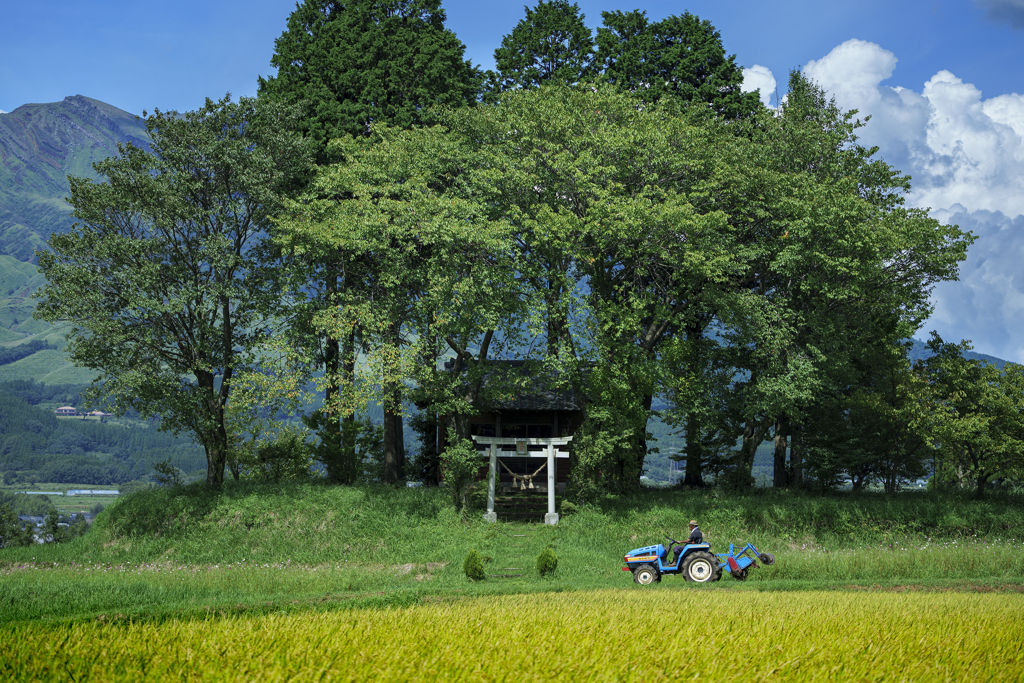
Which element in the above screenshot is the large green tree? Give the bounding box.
[712,71,971,488]
[489,0,596,92]
[595,10,761,118]
[259,0,481,483]
[275,125,524,477]
[259,0,480,163]
[925,334,1024,498]
[34,96,312,488]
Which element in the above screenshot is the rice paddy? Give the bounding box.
[3,590,1021,682]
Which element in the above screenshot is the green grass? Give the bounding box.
[2,482,1023,624]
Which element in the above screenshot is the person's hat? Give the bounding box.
[688,520,698,527]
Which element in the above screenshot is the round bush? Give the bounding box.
[463,548,486,581]
[536,546,558,576]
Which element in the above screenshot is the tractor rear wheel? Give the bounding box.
[682,551,720,583]
[633,564,660,585]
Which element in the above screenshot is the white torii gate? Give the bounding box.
[470,435,573,525]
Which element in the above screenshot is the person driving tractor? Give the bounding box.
[671,520,703,565]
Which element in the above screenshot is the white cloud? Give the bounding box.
[0,109,6,114]
[741,65,777,108]
[927,208,1024,362]
[761,39,1024,360]
[799,39,1024,218]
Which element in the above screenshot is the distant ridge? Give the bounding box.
[0,95,149,261]
[908,338,1010,369]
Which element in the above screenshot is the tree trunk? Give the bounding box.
[682,412,704,487]
[340,326,357,483]
[789,424,802,486]
[976,473,989,499]
[626,393,653,487]
[773,416,788,488]
[198,371,227,488]
[383,406,404,484]
[737,417,771,487]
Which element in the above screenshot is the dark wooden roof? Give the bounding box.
[444,359,586,412]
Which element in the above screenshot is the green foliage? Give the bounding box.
[0,380,205,485]
[463,548,485,581]
[0,501,31,547]
[43,507,60,541]
[152,459,185,488]
[298,412,383,485]
[490,0,595,91]
[0,339,57,367]
[441,440,482,510]
[259,0,480,163]
[595,10,761,118]
[923,333,1024,498]
[34,95,313,488]
[248,425,316,484]
[406,411,440,485]
[559,500,577,516]
[536,545,558,576]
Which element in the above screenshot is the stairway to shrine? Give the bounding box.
[494,488,553,523]
[481,523,559,579]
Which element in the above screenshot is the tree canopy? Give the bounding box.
[259,0,480,162]
[34,96,313,488]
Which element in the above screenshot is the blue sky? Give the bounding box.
[3,0,1024,360]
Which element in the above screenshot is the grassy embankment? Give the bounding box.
[2,481,1022,625]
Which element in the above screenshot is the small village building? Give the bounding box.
[54,406,77,416]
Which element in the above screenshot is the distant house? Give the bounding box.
[55,406,77,416]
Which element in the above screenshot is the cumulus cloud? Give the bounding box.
[741,65,777,108]
[0,109,6,114]
[801,39,1024,218]
[977,0,1024,30]
[927,208,1024,361]
[771,39,1024,360]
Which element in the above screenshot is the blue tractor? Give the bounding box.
[622,537,775,584]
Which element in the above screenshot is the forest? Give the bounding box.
[25,0,1020,501]
[0,380,205,486]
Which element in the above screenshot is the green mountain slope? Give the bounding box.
[0,95,149,262]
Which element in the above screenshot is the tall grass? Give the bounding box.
[3,482,1023,624]
[3,591,1021,682]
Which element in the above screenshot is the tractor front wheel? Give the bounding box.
[633,564,660,585]
[682,552,720,583]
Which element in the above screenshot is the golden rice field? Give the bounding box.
[3,590,1022,682]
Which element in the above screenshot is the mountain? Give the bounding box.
[0,95,149,262]
[907,338,1010,369]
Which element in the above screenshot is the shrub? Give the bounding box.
[442,439,481,510]
[152,459,184,488]
[560,501,577,516]
[463,548,486,581]
[252,425,315,484]
[536,546,558,576]
[0,502,31,547]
